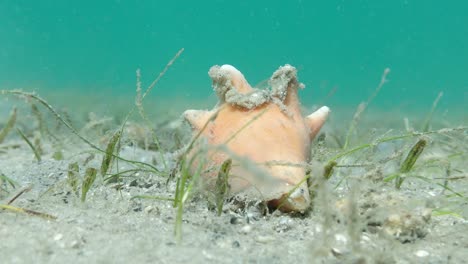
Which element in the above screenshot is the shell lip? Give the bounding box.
[266,188,310,213]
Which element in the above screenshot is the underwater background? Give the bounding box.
[1,0,467,119]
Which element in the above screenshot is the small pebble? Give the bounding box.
[240,225,252,234]
[255,235,275,243]
[331,247,343,257]
[279,217,289,225]
[230,216,243,225]
[132,204,142,212]
[202,250,215,260]
[415,250,429,257]
[69,240,81,249]
[335,233,347,243]
[53,234,63,241]
[144,206,154,214]
[361,234,371,242]
[275,216,293,232]
[232,241,240,248]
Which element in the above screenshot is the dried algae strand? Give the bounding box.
[131,48,184,170]
[134,68,165,162]
[326,128,466,188]
[1,90,160,173]
[0,107,17,144]
[0,204,57,220]
[131,195,174,202]
[421,91,443,132]
[343,68,390,149]
[1,186,57,220]
[328,127,466,165]
[141,48,184,100]
[7,186,32,205]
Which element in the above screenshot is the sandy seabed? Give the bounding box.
[0,95,467,264]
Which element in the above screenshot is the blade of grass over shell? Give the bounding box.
[168,106,222,186]
[215,159,232,216]
[183,107,222,157]
[261,160,311,169]
[180,105,269,212]
[0,107,17,144]
[223,106,269,145]
[81,167,98,202]
[16,128,41,162]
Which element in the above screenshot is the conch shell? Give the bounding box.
[183,64,330,212]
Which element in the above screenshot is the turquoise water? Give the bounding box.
[1,1,467,116]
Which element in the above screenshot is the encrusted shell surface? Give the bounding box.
[184,64,330,212]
